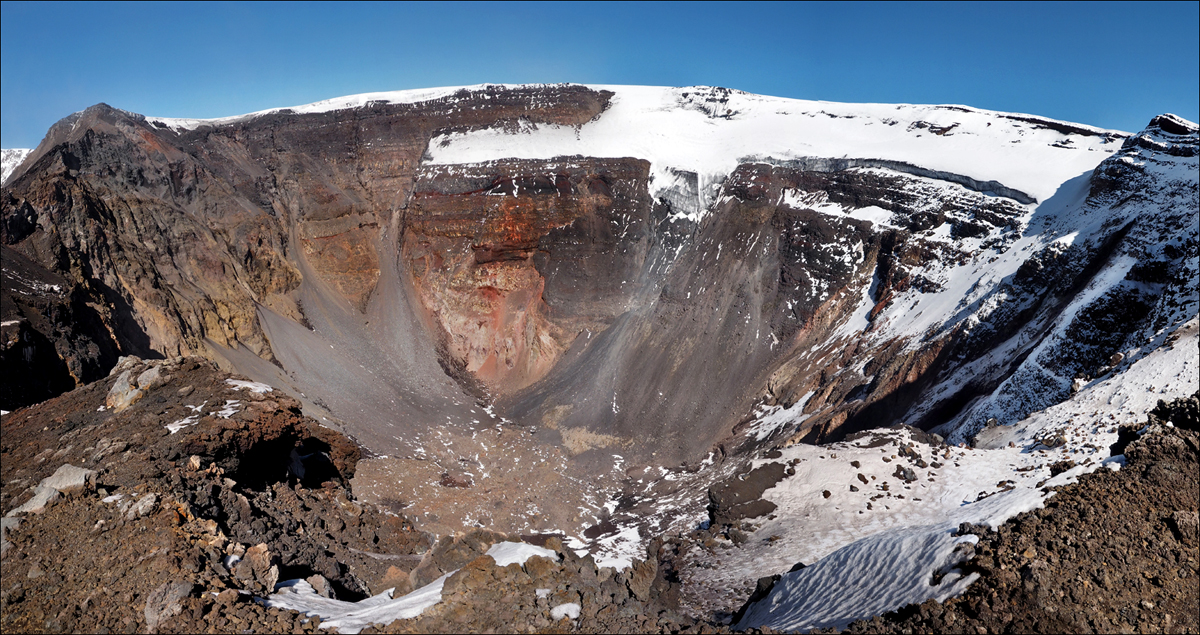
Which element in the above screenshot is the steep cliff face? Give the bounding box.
[404,157,655,395]
[2,85,1194,473]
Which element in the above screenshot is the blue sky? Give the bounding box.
[2,1,1198,148]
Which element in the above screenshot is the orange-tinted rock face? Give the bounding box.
[404,160,651,394]
[406,231,559,392]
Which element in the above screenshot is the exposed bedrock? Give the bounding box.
[768,156,1036,205]
[501,162,894,465]
[405,157,656,395]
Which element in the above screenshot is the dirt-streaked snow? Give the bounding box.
[261,541,557,633]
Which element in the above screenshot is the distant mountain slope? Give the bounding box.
[0,148,31,184]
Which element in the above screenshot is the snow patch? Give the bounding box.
[263,575,448,634]
[550,603,581,620]
[166,415,200,434]
[748,392,815,441]
[214,400,240,419]
[590,525,642,570]
[1,148,31,184]
[485,541,557,567]
[226,379,274,393]
[261,541,557,632]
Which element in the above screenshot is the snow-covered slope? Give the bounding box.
[426,85,1124,215]
[687,115,1198,629]
[1,148,32,184]
[928,114,1199,442]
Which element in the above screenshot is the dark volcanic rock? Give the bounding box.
[0,358,432,633]
[707,462,786,525]
[0,356,746,634]
[365,537,715,634]
[1149,391,1200,432]
[1,246,126,410]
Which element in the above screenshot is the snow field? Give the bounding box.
[426,85,1123,216]
[736,526,980,631]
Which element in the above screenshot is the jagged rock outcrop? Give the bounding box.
[0,246,125,409]
[0,358,415,632]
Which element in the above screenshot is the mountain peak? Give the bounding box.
[0,148,32,184]
[1148,113,1198,136]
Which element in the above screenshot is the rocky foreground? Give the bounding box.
[0,358,719,634]
[1,358,1196,634]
